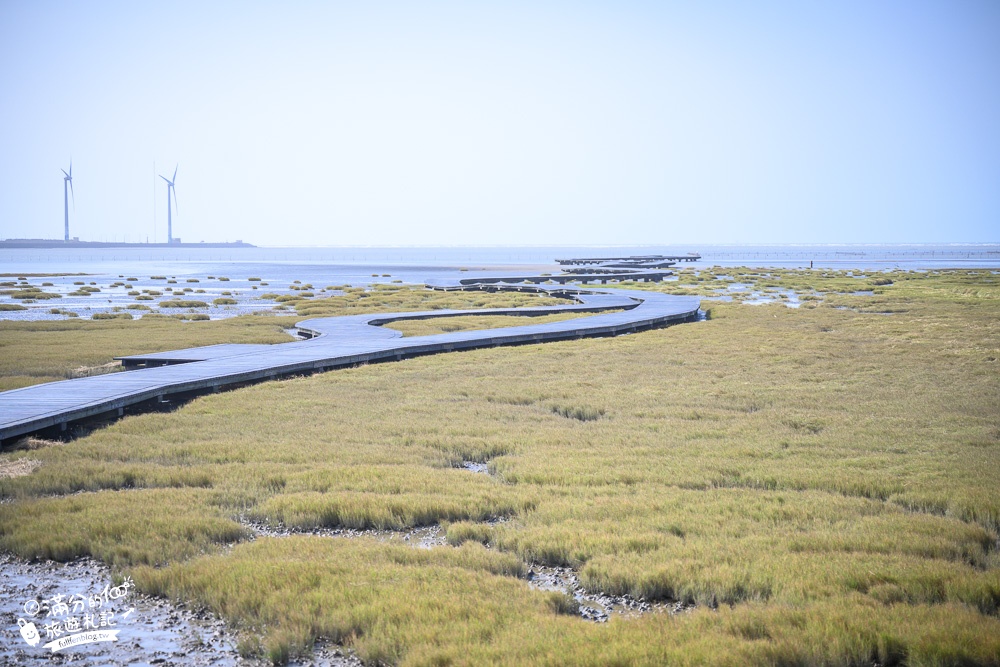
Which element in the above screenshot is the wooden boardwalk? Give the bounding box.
[0,285,699,444]
[555,254,701,265]
[454,269,675,285]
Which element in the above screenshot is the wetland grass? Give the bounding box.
[0,315,299,390]
[289,283,570,318]
[0,272,998,664]
[383,312,586,337]
[158,299,210,308]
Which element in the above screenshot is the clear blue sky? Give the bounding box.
[1,1,997,246]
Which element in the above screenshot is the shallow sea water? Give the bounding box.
[1,244,996,322]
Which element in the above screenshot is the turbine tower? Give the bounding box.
[159,165,178,244]
[61,161,74,242]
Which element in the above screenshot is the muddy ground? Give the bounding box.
[0,553,360,667]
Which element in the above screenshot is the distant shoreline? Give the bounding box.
[0,239,255,249]
[2,243,998,272]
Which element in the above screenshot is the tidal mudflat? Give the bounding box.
[1,269,998,665]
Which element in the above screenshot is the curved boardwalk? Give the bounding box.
[0,285,699,444]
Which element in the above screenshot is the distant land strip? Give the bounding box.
[0,239,254,249]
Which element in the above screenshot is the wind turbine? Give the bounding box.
[159,165,178,244]
[62,161,74,242]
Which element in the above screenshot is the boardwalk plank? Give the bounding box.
[0,286,699,442]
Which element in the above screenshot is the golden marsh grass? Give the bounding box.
[0,271,998,664]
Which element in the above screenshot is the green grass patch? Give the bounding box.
[7,288,61,300]
[0,488,246,566]
[158,300,209,308]
[91,312,133,320]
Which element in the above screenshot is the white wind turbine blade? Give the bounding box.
[62,164,74,208]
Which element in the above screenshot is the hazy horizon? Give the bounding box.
[2,1,998,246]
